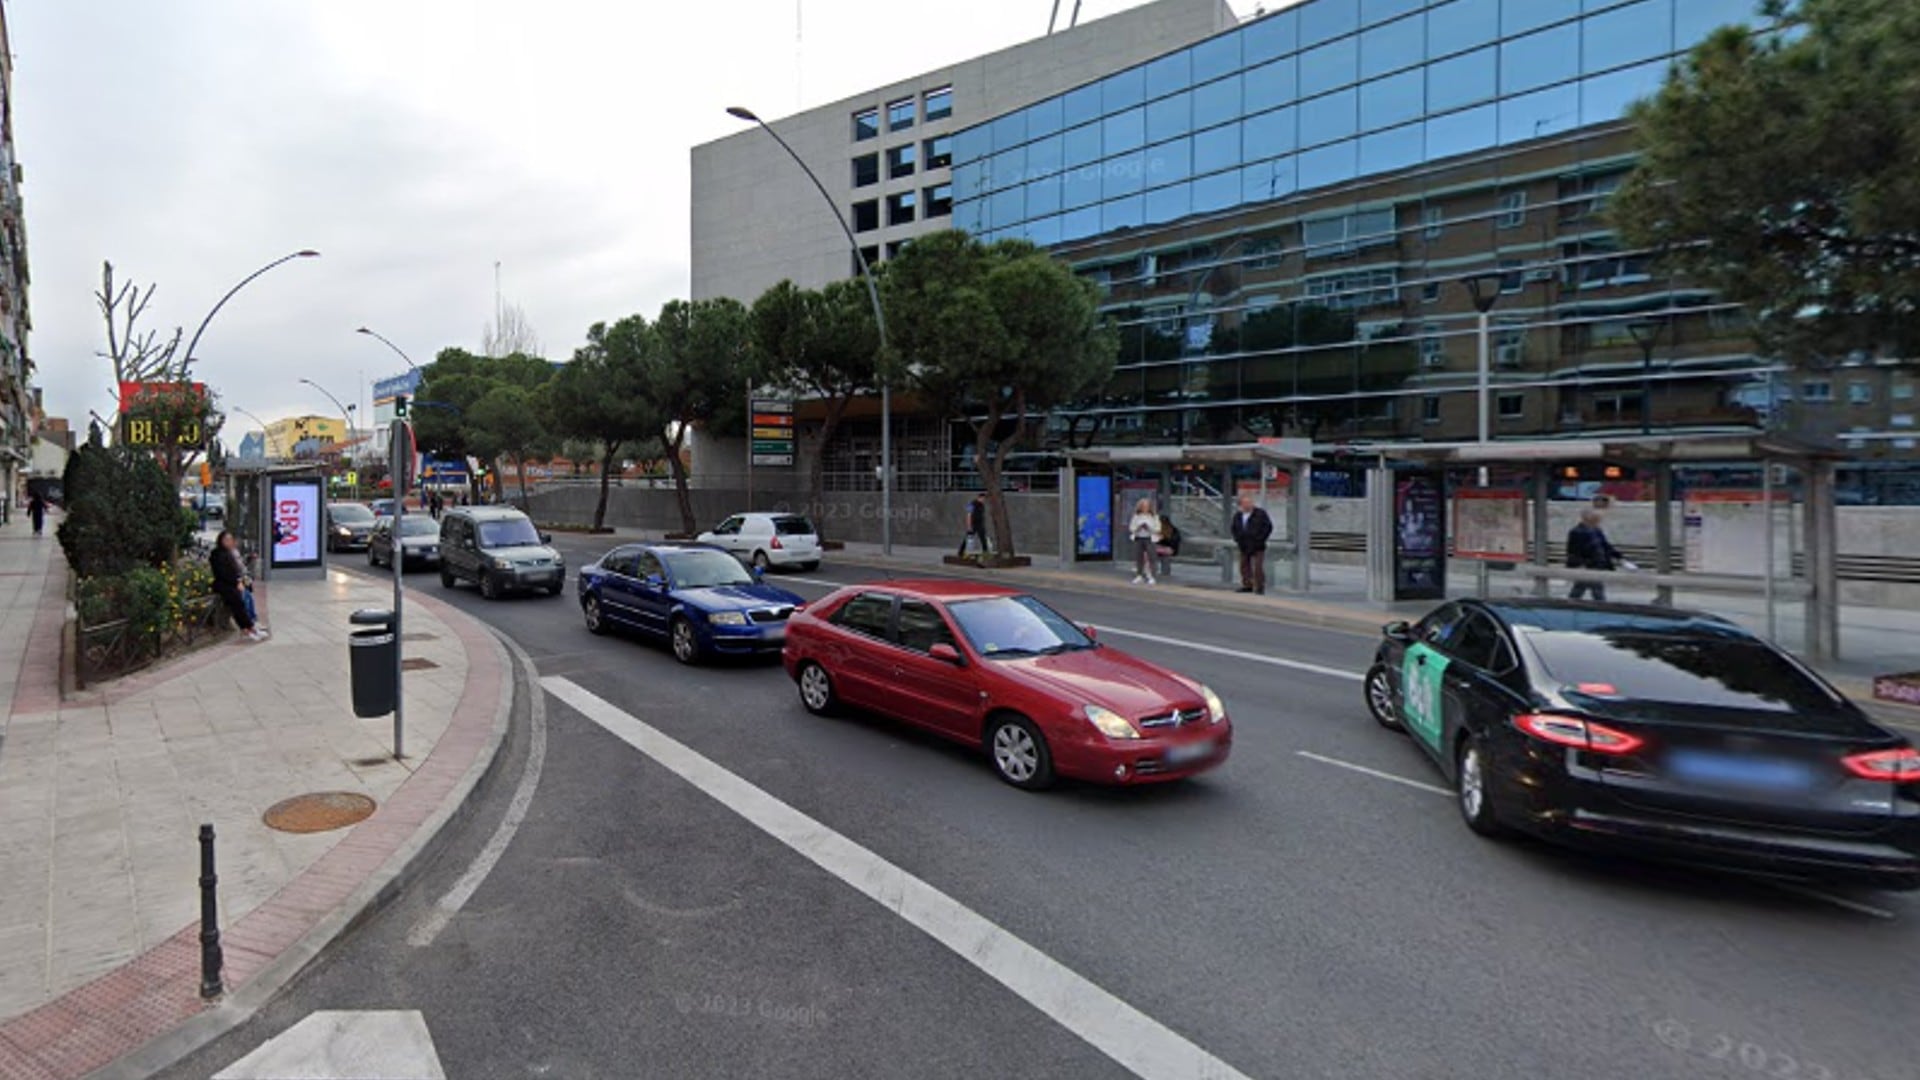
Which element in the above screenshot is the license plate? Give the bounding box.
[762,625,787,641]
[1665,750,1814,792]
[1165,740,1213,765]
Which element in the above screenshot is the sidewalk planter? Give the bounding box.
[942,554,1033,569]
[71,559,231,689]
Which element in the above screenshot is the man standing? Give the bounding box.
[1566,507,1625,601]
[27,491,46,537]
[1230,493,1274,594]
[959,493,990,558]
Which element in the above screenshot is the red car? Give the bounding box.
[782,581,1232,789]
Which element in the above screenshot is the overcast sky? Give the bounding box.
[11,0,1251,442]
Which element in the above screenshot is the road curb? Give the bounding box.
[57,593,524,1080]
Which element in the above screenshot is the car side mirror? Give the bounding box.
[645,574,667,590]
[1081,624,1098,641]
[1383,620,1413,642]
[540,532,553,544]
[929,643,963,665]
[751,565,765,581]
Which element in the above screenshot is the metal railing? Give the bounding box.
[75,594,230,688]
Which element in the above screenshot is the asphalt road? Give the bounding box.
[162,535,1920,1080]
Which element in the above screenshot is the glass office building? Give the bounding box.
[935,0,1916,496]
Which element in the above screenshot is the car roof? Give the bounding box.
[452,506,529,520]
[1476,599,1747,637]
[846,579,1023,602]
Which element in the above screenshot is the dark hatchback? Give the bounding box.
[578,543,806,664]
[1364,600,1920,890]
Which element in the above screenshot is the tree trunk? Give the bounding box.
[665,427,695,535]
[593,441,621,531]
[514,452,532,511]
[975,396,1023,560]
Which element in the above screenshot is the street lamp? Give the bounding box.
[1625,317,1666,436]
[355,326,419,371]
[728,104,894,555]
[1460,271,1508,599]
[299,378,360,496]
[230,406,285,459]
[179,251,321,378]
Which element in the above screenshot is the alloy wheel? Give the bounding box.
[992,724,1039,783]
[671,619,698,664]
[799,664,834,714]
[584,596,604,634]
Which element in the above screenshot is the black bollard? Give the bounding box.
[198,824,223,1000]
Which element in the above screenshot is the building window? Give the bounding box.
[1498,393,1525,419]
[1423,206,1444,239]
[1499,259,1525,293]
[1497,190,1527,228]
[852,153,879,188]
[887,98,915,132]
[1895,380,1916,401]
[1421,281,1440,303]
[1849,381,1873,405]
[853,108,879,141]
[1559,171,1625,222]
[1302,268,1399,310]
[1562,238,1651,290]
[885,240,909,260]
[925,183,953,217]
[1246,237,1286,270]
[1302,208,1397,258]
[887,190,918,226]
[924,86,953,122]
[924,134,953,170]
[853,245,880,275]
[852,199,879,233]
[887,144,917,179]
[1422,396,1442,424]
[1802,379,1833,402]
[1420,327,1446,367]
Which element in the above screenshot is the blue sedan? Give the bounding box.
[578,543,806,664]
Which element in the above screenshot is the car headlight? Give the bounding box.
[333,526,351,536]
[1083,704,1141,740]
[1200,684,1227,724]
[492,557,513,570]
[708,611,749,626]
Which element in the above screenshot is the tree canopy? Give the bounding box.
[646,298,757,534]
[414,348,553,501]
[1612,0,1920,361]
[750,277,881,506]
[546,315,662,529]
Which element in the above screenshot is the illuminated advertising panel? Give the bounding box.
[270,481,322,569]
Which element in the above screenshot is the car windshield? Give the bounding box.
[947,595,1092,658]
[1523,630,1845,716]
[477,518,541,548]
[400,517,439,537]
[330,504,374,523]
[665,550,753,589]
[772,516,816,535]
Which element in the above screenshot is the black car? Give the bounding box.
[1364,600,1920,890]
[368,514,442,571]
[326,502,376,552]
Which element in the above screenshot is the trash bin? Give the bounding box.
[348,608,397,718]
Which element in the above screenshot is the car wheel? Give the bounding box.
[368,547,378,567]
[987,714,1054,791]
[1456,732,1506,838]
[669,617,701,665]
[546,582,565,597]
[440,567,456,589]
[797,662,837,716]
[751,550,771,573]
[583,595,607,635]
[1365,664,1403,732]
[480,572,500,600]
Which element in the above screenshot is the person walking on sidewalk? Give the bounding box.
[27,492,46,537]
[1231,493,1274,594]
[1566,507,1630,602]
[959,493,991,558]
[1127,498,1161,585]
[211,530,269,641]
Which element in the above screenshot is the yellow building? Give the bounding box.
[262,414,348,459]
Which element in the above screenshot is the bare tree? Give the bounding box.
[481,302,542,358]
[95,261,182,395]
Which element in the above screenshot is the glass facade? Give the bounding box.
[939,0,1783,450]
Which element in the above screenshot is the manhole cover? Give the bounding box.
[263,792,377,833]
[401,657,439,671]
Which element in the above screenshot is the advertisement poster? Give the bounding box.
[1682,490,1782,575]
[270,481,321,569]
[1074,474,1114,561]
[1393,471,1446,601]
[1452,489,1528,561]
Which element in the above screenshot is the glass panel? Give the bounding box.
[1361,14,1425,79]
[1427,46,1497,112]
[1502,0,1578,36]
[1143,181,1192,226]
[990,145,1026,190]
[952,159,986,200]
[988,187,1023,229]
[1580,59,1666,125]
[1027,174,1063,217]
[1192,170,1240,214]
[1499,82,1581,144]
[1192,31,1242,83]
[1103,106,1146,154]
[1146,91,1192,144]
[1425,102,1496,160]
[1359,124,1422,174]
[1060,205,1102,243]
[1063,122,1102,168]
[1102,67,1148,113]
[1103,151,1147,199]
[1676,0,1760,46]
[1243,157,1298,202]
[1063,84,1102,127]
[924,86,953,122]
[1244,57,1299,114]
[1426,0,1498,58]
[1145,136,1193,183]
[1242,7,1299,62]
[1359,69,1423,131]
[1301,0,1360,46]
[990,110,1025,151]
[1584,0,1673,73]
[1300,88,1358,147]
[1063,162,1102,209]
[1103,194,1145,232]
[1193,74,1241,129]
[1301,37,1360,96]
[1193,122,1240,174]
[952,196,984,233]
[1147,50,1192,99]
[1244,106,1297,156]
[1298,139,1359,190]
[1027,96,1066,138]
[1362,0,1424,24]
[952,125,990,165]
[1502,24,1581,94]
[1026,133,1063,178]
[1027,213,1063,247]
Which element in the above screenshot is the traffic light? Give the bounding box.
[393,394,409,419]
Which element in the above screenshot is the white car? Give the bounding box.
[696,512,822,572]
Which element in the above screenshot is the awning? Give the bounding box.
[1068,438,1314,466]
[1327,432,1840,465]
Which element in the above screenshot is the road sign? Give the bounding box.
[752,453,795,466]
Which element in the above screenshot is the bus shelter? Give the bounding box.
[225,462,331,582]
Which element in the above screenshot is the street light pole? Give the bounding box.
[299,378,360,497]
[179,251,322,379]
[355,326,419,371]
[1461,273,1505,598]
[230,406,285,459]
[728,104,893,555]
[1626,318,1664,436]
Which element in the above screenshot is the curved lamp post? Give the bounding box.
[727,105,893,555]
[299,378,360,496]
[180,251,321,378]
[355,326,418,371]
[230,406,285,459]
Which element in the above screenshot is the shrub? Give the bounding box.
[57,443,193,579]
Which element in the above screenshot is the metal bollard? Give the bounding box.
[198,824,223,1000]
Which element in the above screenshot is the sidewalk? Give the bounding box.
[0,516,513,1078]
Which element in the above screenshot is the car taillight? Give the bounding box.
[770,535,784,549]
[1512,713,1645,756]
[1841,747,1920,782]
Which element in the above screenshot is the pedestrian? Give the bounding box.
[1566,507,1633,602]
[210,530,268,641]
[26,491,45,537]
[1127,498,1160,585]
[958,493,990,558]
[1230,493,1274,594]
[1155,515,1182,581]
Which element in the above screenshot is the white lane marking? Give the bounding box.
[1768,882,1899,920]
[406,634,548,948]
[543,676,1253,1080]
[781,576,843,590]
[214,1010,445,1079]
[1295,750,1452,796]
[780,579,1365,684]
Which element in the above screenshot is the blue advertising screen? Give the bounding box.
[1075,474,1113,561]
